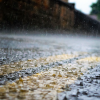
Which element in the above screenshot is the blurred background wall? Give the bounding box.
[0,0,100,34]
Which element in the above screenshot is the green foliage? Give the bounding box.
[90,0,100,19]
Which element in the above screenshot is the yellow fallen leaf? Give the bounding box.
[73,71,78,75]
[45,84,54,89]
[78,57,100,62]
[50,81,56,85]
[80,72,84,75]
[58,74,62,77]
[0,87,6,93]
[19,77,23,83]
[20,88,29,92]
[34,73,41,77]
[10,82,17,87]
[9,88,17,92]
[56,89,64,93]
[16,77,23,84]
[52,74,56,77]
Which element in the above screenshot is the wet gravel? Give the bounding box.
[0,55,88,85]
[58,64,100,100]
[0,34,99,65]
[0,34,100,100]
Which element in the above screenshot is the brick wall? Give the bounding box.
[0,0,99,34]
[74,10,100,34]
[62,0,68,2]
[0,0,75,30]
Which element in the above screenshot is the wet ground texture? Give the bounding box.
[0,34,100,100]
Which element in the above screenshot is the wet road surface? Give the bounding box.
[0,34,100,100]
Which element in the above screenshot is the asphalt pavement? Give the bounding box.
[0,33,100,100]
